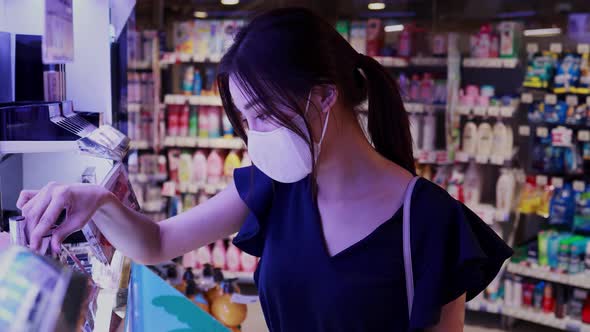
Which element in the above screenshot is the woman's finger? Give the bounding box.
[17,190,39,210]
[29,193,66,251]
[50,220,78,254]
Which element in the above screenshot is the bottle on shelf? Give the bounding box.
[212,239,227,269]
[211,279,248,329]
[206,267,225,303]
[193,69,202,96]
[182,66,195,96]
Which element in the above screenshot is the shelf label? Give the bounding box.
[435,151,449,164]
[550,43,563,53]
[231,293,259,304]
[552,177,564,189]
[587,96,590,105]
[551,126,573,147]
[490,155,504,165]
[455,151,470,163]
[521,93,533,104]
[536,175,548,186]
[573,181,586,192]
[161,181,177,197]
[545,94,557,105]
[473,106,487,116]
[578,130,590,142]
[475,155,489,164]
[519,125,531,136]
[500,106,514,117]
[536,127,549,138]
[578,43,590,54]
[566,95,579,106]
[526,43,539,54]
[487,106,500,117]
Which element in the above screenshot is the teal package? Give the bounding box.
[569,237,588,274]
[574,190,590,231]
[547,234,563,269]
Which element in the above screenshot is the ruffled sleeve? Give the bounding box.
[232,165,274,257]
[408,179,513,330]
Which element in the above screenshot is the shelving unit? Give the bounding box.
[466,298,503,314]
[503,306,590,332]
[194,268,254,284]
[507,263,590,289]
[163,136,244,150]
[163,94,223,106]
[462,58,519,69]
[0,141,79,154]
[129,140,150,150]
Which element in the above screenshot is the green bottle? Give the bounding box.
[189,106,198,137]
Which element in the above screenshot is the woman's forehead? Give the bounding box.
[228,76,250,113]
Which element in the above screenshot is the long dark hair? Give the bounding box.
[217,7,415,176]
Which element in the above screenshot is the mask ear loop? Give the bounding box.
[304,89,330,146]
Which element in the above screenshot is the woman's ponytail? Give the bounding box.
[357,54,415,174]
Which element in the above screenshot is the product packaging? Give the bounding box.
[365,19,384,57]
[349,21,367,55]
[574,189,590,231]
[554,53,581,94]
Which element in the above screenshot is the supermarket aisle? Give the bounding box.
[242,303,561,332]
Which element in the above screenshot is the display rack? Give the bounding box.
[507,263,590,290]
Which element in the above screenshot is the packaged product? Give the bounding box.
[577,51,590,94]
[569,237,588,274]
[523,52,557,89]
[549,184,576,226]
[574,189,590,231]
[554,53,581,93]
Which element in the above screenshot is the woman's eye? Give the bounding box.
[256,114,268,121]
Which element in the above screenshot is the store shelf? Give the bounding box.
[129,173,168,183]
[129,140,150,150]
[404,103,446,113]
[503,306,590,332]
[163,94,223,106]
[462,58,519,68]
[371,56,408,67]
[163,136,244,149]
[179,182,228,195]
[194,268,254,284]
[507,262,590,289]
[0,140,79,154]
[128,61,152,70]
[456,104,517,118]
[159,52,221,66]
[141,200,166,213]
[409,57,447,67]
[128,103,142,112]
[415,150,451,165]
[454,151,510,166]
[466,298,503,314]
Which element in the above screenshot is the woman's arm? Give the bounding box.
[426,294,466,332]
[18,181,248,265]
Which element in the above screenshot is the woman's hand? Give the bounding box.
[17,182,111,253]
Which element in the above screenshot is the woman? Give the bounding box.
[18,8,512,332]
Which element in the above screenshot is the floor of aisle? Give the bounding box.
[242,303,561,332]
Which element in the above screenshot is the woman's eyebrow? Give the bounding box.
[244,98,262,110]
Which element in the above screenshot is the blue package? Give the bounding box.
[574,189,590,232]
[544,101,568,124]
[528,103,544,123]
[550,183,576,226]
[566,104,587,125]
[547,234,562,269]
[554,53,581,94]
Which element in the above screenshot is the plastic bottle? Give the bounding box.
[543,283,555,313]
[198,263,216,292]
[409,74,421,102]
[419,73,435,104]
[182,66,195,96]
[212,240,227,269]
[224,150,242,181]
[186,279,210,313]
[496,169,515,217]
[207,150,224,185]
[206,268,225,303]
[211,280,248,328]
[491,121,507,162]
[178,152,193,190]
[196,246,212,270]
[192,150,208,185]
[193,69,202,96]
[240,251,258,273]
[409,113,422,153]
[533,281,545,311]
[208,107,222,138]
[222,113,234,137]
[463,161,482,208]
[198,106,210,138]
[476,122,493,159]
[189,106,199,137]
[226,243,242,272]
[462,121,477,157]
[422,113,436,152]
[178,104,190,137]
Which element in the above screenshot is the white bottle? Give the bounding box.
[409,113,423,153]
[496,169,516,217]
[504,127,513,160]
[226,243,242,272]
[422,113,436,152]
[211,239,227,269]
[462,121,478,157]
[178,153,193,192]
[196,246,212,269]
[463,161,481,208]
[476,122,493,159]
[491,121,507,162]
[240,251,258,273]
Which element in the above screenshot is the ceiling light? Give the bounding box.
[523,28,561,37]
[368,2,385,10]
[194,11,208,19]
[384,24,404,32]
[221,0,239,5]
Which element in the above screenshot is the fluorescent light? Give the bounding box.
[524,28,561,37]
[221,0,239,5]
[368,2,385,10]
[194,11,208,18]
[385,24,404,32]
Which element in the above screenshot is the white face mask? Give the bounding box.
[247,91,330,183]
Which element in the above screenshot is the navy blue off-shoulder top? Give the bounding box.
[232,165,513,332]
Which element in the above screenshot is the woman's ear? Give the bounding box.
[320,85,338,112]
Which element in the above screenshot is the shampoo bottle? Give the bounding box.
[207,150,224,185]
[198,106,210,138]
[462,121,478,157]
[178,152,193,191]
[463,161,482,207]
[224,150,242,181]
[193,69,202,96]
[208,107,222,138]
[226,243,242,272]
[476,122,493,159]
[192,150,208,185]
[212,239,227,269]
[422,113,436,152]
[491,121,507,162]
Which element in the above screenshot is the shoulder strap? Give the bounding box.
[403,176,420,320]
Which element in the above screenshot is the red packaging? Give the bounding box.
[366,18,384,57]
[167,104,180,136]
[178,103,190,137]
[523,283,534,307]
[167,149,181,183]
[583,294,590,324]
[542,283,555,313]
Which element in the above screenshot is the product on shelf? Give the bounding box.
[464,161,482,208]
[523,51,558,89]
[192,150,208,185]
[211,279,248,328]
[554,53,581,94]
[207,150,224,185]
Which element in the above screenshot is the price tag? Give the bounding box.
[566,95,579,106]
[578,43,590,54]
[550,43,563,53]
[435,151,449,164]
[527,43,539,54]
[519,125,531,136]
[490,155,505,165]
[455,151,470,163]
[473,106,487,116]
[490,58,503,68]
[457,105,471,115]
[536,175,548,186]
[500,106,514,117]
[552,177,564,189]
[164,136,176,147]
[487,106,500,117]
[179,53,192,62]
[475,155,489,164]
[551,126,573,147]
[587,96,590,105]
[426,151,437,163]
[545,94,557,105]
[161,181,177,197]
[418,150,429,163]
[578,130,590,142]
[573,181,586,192]
[521,93,533,104]
[536,127,549,138]
[231,293,259,304]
